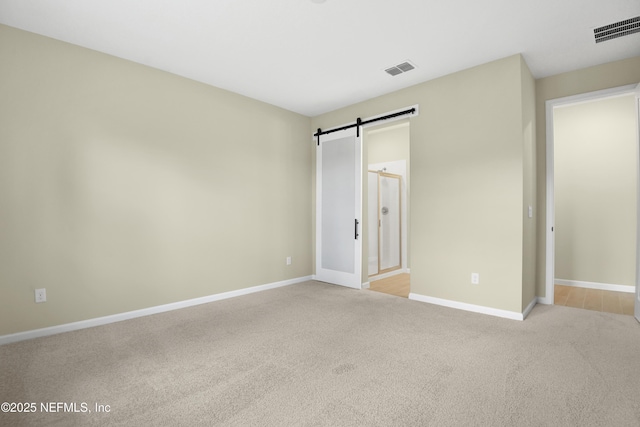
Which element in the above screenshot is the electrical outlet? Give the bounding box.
[286,256,292,266]
[35,288,47,303]
[471,273,479,285]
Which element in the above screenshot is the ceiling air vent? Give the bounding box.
[594,16,640,43]
[385,60,417,76]
[385,67,403,76]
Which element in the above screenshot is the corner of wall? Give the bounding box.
[520,55,537,311]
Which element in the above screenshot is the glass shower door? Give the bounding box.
[378,173,401,272]
[368,171,380,276]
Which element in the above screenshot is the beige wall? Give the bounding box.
[535,56,640,297]
[553,94,637,286]
[313,55,532,313]
[367,121,410,164]
[0,25,312,336]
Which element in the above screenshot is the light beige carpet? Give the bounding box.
[1,281,640,426]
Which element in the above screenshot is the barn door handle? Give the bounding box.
[354,219,359,240]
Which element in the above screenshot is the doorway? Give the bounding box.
[545,84,639,317]
[314,105,418,293]
[364,120,410,298]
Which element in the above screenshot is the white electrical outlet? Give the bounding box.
[286,256,292,265]
[471,273,480,285]
[35,288,47,303]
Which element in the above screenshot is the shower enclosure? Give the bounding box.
[368,170,402,276]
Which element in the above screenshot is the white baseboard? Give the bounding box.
[369,268,408,282]
[522,297,537,320]
[555,279,635,293]
[0,275,313,346]
[537,296,553,305]
[408,293,526,321]
[362,282,370,289]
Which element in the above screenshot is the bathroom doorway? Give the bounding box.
[365,120,410,297]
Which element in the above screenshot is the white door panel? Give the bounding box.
[316,128,362,289]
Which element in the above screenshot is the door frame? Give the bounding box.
[544,83,639,305]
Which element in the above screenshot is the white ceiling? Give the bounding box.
[1,0,639,116]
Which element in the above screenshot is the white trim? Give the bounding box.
[407,268,411,274]
[408,293,526,321]
[545,84,639,307]
[635,83,640,322]
[551,88,638,109]
[537,296,553,305]
[369,268,408,282]
[0,276,312,346]
[555,279,635,293]
[522,297,538,320]
[545,97,556,305]
[362,282,370,289]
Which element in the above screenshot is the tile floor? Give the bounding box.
[554,284,635,316]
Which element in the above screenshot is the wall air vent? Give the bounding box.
[594,16,640,43]
[385,60,417,76]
